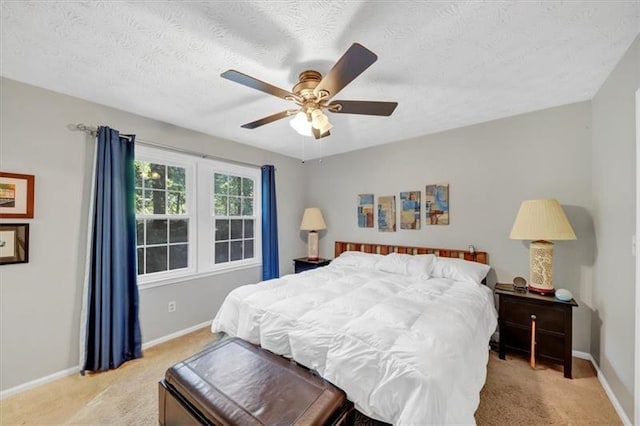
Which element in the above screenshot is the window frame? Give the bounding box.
[134,145,262,289]
[196,159,262,275]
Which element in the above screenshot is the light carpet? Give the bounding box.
[0,326,621,425]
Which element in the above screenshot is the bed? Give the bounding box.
[211,241,498,425]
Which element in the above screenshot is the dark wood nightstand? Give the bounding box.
[293,257,331,273]
[495,287,578,378]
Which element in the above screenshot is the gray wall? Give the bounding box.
[305,101,594,354]
[0,77,307,391]
[591,35,639,421]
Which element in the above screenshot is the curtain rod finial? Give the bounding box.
[68,123,97,133]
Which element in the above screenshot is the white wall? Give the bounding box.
[0,77,307,391]
[591,35,639,421]
[304,101,594,354]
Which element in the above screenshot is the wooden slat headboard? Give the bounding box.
[334,241,488,264]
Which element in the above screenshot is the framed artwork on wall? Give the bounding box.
[0,223,29,265]
[378,195,396,232]
[400,191,421,230]
[0,172,35,218]
[425,184,449,225]
[358,194,374,228]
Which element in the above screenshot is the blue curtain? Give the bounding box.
[261,165,279,280]
[83,126,141,373]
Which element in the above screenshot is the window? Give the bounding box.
[134,146,261,287]
[135,161,190,276]
[213,173,256,264]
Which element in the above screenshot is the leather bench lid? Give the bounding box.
[165,337,347,426]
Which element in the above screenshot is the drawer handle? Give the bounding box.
[530,314,536,369]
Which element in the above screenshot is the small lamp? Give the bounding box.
[510,199,576,295]
[300,207,327,260]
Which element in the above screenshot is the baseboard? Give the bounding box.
[0,365,81,400]
[572,350,632,426]
[142,320,211,350]
[572,350,592,361]
[0,320,212,400]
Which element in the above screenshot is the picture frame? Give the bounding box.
[378,195,396,232]
[0,172,35,218]
[0,223,29,265]
[425,183,449,225]
[357,194,374,228]
[400,191,421,230]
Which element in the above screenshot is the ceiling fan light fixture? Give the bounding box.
[311,109,333,134]
[317,120,333,135]
[289,111,313,137]
[223,43,397,137]
[321,123,333,134]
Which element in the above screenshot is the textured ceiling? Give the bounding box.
[1,1,639,160]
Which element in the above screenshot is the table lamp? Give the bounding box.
[509,199,576,295]
[300,207,327,260]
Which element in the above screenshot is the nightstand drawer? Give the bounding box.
[503,325,564,361]
[503,299,565,333]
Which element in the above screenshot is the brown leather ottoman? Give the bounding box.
[159,337,354,425]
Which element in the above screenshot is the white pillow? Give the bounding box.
[332,251,383,268]
[375,253,435,277]
[407,254,436,276]
[431,257,490,283]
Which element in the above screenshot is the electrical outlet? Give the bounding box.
[168,301,176,313]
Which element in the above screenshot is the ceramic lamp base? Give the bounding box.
[307,231,319,260]
[529,240,554,294]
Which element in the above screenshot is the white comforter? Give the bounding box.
[211,263,497,425]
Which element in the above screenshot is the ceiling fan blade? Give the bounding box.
[312,128,331,140]
[221,69,297,101]
[241,110,295,129]
[328,100,398,116]
[314,43,377,100]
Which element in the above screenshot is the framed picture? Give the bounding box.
[0,172,35,218]
[357,194,374,228]
[400,191,421,230]
[378,195,396,232]
[425,184,449,225]
[0,223,29,265]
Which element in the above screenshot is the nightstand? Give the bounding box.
[293,257,331,273]
[495,288,578,378]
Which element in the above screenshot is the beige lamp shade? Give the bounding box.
[300,207,327,231]
[510,199,576,241]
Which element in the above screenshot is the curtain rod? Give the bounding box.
[71,124,263,169]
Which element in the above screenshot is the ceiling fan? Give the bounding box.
[220,43,398,140]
